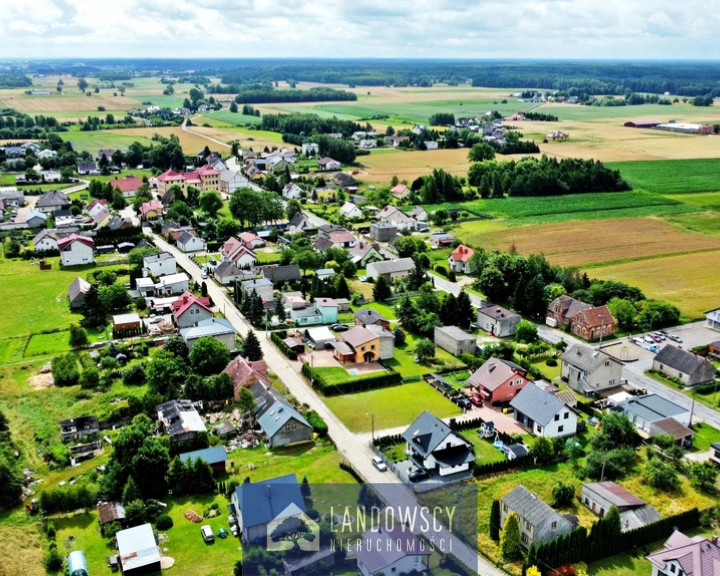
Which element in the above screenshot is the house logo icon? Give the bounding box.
[266,503,320,552]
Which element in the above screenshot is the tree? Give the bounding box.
[476,265,507,303]
[500,511,522,561]
[77,78,89,92]
[146,349,187,398]
[163,335,189,361]
[122,476,141,505]
[515,320,538,343]
[243,330,263,362]
[237,387,256,419]
[415,339,435,364]
[468,142,496,162]
[301,475,311,498]
[393,327,406,347]
[100,282,133,313]
[591,413,640,452]
[607,297,637,330]
[124,499,147,527]
[373,274,392,302]
[81,284,107,328]
[189,337,231,376]
[551,482,576,507]
[286,198,302,221]
[0,452,23,510]
[229,102,238,113]
[530,436,554,465]
[199,191,223,217]
[79,367,99,389]
[690,461,718,491]
[490,500,501,541]
[69,324,88,348]
[456,291,474,329]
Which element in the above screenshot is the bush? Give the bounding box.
[156,515,174,530]
[122,363,146,386]
[45,547,63,572]
[545,358,558,367]
[306,410,328,438]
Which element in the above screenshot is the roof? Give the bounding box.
[144,252,172,265]
[367,257,415,275]
[157,399,206,436]
[468,357,526,391]
[560,344,620,372]
[178,445,228,466]
[67,550,89,575]
[655,344,711,375]
[112,313,141,325]
[110,175,143,193]
[36,190,70,207]
[341,326,378,349]
[646,531,720,576]
[619,393,688,423]
[57,233,95,251]
[510,383,566,426]
[555,390,578,407]
[156,272,189,287]
[502,485,565,528]
[263,264,301,283]
[651,417,694,440]
[583,481,646,508]
[258,398,311,438]
[478,303,520,322]
[97,501,126,525]
[172,291,212,319]
[354,307,388,325]
[435,325,474,342]
[116,524,160,572]
[450,244,475,263]
[305,326,335,343]
[402,410,469,457]
[234,474,305,529]
[214,259,247,279]
[504,443,529,458]
[179,318,235,341]
[140,200,163,216]
[356,526,431,573]
[223,356,269,388]
[177,231,201,245]
[68,277,91,302]
[548,295,591,318]
[572,304,614,328]
[620,506,662,531]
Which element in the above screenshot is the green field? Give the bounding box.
[543,101,718,121]
[607,158,720,194]
[202,110,263,126]
[324,380,461,432]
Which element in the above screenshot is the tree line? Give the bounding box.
[261,112,367,138]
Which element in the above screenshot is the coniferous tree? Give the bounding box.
[500,511,522,561]
[243,330,263,361]
[373,274,392,302]
[490,499,501,541]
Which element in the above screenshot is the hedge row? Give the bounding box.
[301,363,402,396]
[306,410,328,438]
[339,461,363,483]
[271,330,298,361]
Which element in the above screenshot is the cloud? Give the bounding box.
[0,0,717,59]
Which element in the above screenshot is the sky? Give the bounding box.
[0,0,718,61]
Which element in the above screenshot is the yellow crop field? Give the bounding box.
[0,92,138,118]
[356,148,473,184]
[455,217,720,268]
[586,249,720,319]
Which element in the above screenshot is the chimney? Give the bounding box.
[183,295,188,303]
[713,535,719,546]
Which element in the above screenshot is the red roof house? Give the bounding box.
[110,175,143,198]
[570,305,615,340]
[140,200,163,220]
[171,291,213,328]
[468,357,530,405]
[448,244,475,273]
[223,356,270,400]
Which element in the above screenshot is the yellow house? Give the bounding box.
[333,326,380,363]
[314,187,336,203]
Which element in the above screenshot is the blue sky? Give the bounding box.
[0,0,718,60]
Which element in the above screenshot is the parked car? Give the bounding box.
[456,397,472,410]
[470,395,483,407]
[201,525,214,543]
[669,334,683,343]
[631,337,643,345]
[331,323,349,332]
[148,317,163,324]
[371,456,387,472]
[408,468,429,482]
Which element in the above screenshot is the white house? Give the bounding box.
[510,383,578,438]
[282,182,304,200]
[448,244,475,274]
[707,307,720,331]
[143,252,176,277]
[171,291,214,329]
[356,526,431,576]
[317,156,341,171]
[301,142,319,156]
[155,273,190,296]
[58,234,95,266]
[33,229,59,252]
[218,170,247,197]
[176,231,206,253]
[402,411,474,477]
[339,202,363,219]
[180,317,236,351]
[366,258,415,282]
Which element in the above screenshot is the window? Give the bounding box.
[536,425,543,433]
[554,414,560,421]
[564,412,569,419]
[551,521,557,530]
[503,503,508,513]
[558,426,564,433]
[521,532,529,544]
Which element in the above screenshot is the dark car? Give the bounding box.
[408,468,429,482]
[456,397,472,410]
[331,323,349,332]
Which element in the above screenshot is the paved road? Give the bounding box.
[150,233,497,575]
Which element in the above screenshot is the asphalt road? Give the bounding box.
[150,233,496,576]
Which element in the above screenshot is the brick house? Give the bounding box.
[468,357,530,405]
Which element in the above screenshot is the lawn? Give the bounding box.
[607,158,720,194]
[388,331,467,378]
[690,422,720,452]
[324,380,461,433]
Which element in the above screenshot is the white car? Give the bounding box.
[372,456,387,472]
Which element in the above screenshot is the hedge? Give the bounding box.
[301,363,402,396]
[306,410,328,438]
[271,330,298,361]
[339,461,363,483]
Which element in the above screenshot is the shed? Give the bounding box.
[434,325,476,356]
[179,445,228,475]
[67,550,89,576]
[116,523,161,576]
[304,326,335,349]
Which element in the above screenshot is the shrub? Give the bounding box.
[306,410,328,438]
[156,515,174,530]
[545,358,558,367]
[122,363,146,386]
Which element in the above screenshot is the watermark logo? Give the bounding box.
[266,505,320,552]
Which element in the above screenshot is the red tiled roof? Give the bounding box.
[451,244,475,263]
[171,291,212,319]
[223,356,269,390]
[140,200,163,216]
[57,233,95,250]
[157,169,184,182]
[196,164,219,176]
[110,175,143,193]
[572,305,614,328]
[468,357,527,391]
[239,232,261,244]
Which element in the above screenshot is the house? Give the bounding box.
[646,530,720,576]
[406,206,428,222]
[115,524,161,576]
[582,482,661,531]
[710,442,720,466]
[546,295,591,329]
[76,161,99,175]
[500,485,573,547]
[238,231,265,249]
[570,305,615,340]
[143,252,176,277]
[110,175,143,198]
[241,277,274,306]
[370,222,398,242]
[391,183,410,200]
[58,234,94,266]
[232,474,306,544]
[424,140,438,150]
[356,525,431,576]
[287,212,312,232]
[334,172,357,187]
[476,303,521,337]
[112,313,142,336]
[354,307,390,330]
[315,268,336,281]
[171,291,213,328]
[429,231,455,248]
[301,142,319,156]
[96,149,116,162]
[282,182,304,200]
[365,324,395,360]
[155,272,190,295]
[504,443,530,461]
[68,277,91,310]
[139,200,163,220]
[468,357,530,405]
[366,258,415,282]
[221,236,257,267]
[510,383,578,438]
[434,325,476,356]
[318,156,341,171]
[134,277,155,297]
[32,229,58,252]
[223,355,270,400]
[176,231,206,253]
[333,326,381,363]
[340,201,363,219]
[304,326,336,350]
[348,241,385,267]
[448,245,475,274]
[23,210,46,228]
[214,260,254,285]
[261,263,302,285]
[219,170,247,196]
[157,399,206,444]
[36,190,71,213]
[290,299,338,326]
[97,501,126,533]
[60,415,99,442]
[403,411,474,477]
[253,381,313,448]
[156,165,220,195]
[707,307,720,331]
[283,291,309,310]
[560,344,625,396]
[653,345,716,386]
[376,205,417,229]
[0,187,25,207]
[316,224,356,250]
[617,393,693,443]
[180,318,236,351]
[179,445,227,475]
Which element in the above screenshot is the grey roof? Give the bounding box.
[179,445,227,466]
[356,526,430,573]
[561,344,620,372]
[502,485,565,528]
[214,259,249,279]
[264,264,301,283]
[177,231,198,244]
[583,482,645,508]
[654,344,711,375]
[478,303,520,321]
[68,276,91,303]
[510,383,566,426]
[619,393,688,423]
[36,190,70,208]
[620,506,661,531]
[143,251,172,264]
[116,524,160,572]
[180,318,235,340]
[234,474,305,529]
[402,410,470,458]
[257,397,311,438]
[367,257,415,275]
[354,307,388,324]
[241,277,272,290]
[504,443,529,458]
[435,325,474,341]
